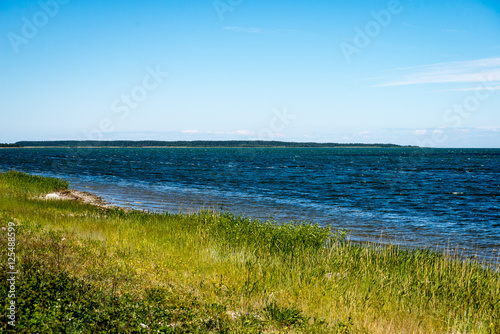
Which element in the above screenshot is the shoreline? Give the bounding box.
[43,189,113,209]
[1,171,499,332]
[43,183,500,266]
[3,168,498,264]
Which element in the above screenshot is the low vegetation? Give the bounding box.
[0,171,498,333]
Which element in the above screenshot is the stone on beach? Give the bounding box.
[45,193,62,200]
[42,190,112,209]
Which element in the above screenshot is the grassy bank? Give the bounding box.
[0,171,499,333]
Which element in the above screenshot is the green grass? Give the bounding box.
[0,171,499,333]
[0,170,68,194]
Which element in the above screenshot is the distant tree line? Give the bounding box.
[0,143,21,147]
[15,140,416,148]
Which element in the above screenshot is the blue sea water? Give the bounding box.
[1,147,499,260]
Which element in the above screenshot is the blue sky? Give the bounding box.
[1,0,499,147]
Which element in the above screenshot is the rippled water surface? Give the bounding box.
[1,147,498,259]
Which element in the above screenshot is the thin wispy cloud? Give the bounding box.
[223,26,268,34]
[223,26,316,37]
[373,57,500,89]
[181,129,256,136]
[431,85,500,92]
[441,29,469,34]
[401,22,422,28]
[473,126,500,132]
[413,129,427,135]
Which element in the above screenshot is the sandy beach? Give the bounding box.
[43,189,112,209]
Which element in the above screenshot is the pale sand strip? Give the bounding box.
[44,189,112,209]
